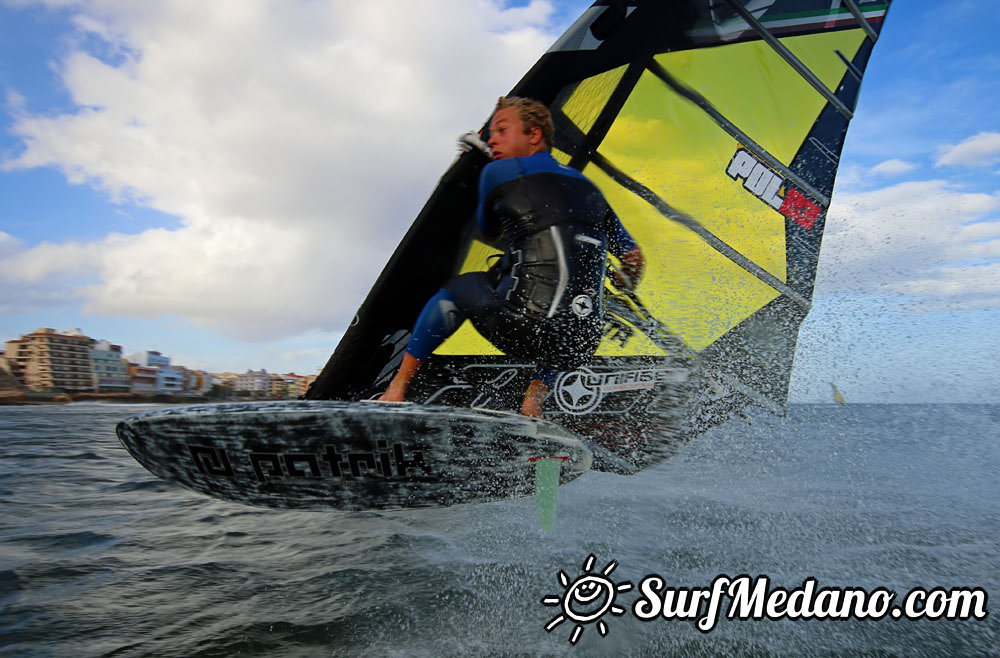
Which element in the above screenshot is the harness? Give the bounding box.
[489,158,609,321]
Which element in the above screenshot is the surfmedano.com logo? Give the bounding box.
[540,555,989,645]
[540,554,633,644]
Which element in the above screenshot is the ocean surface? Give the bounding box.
[0,403,997,657]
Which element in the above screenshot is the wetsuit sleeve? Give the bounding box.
[604,205,637,258]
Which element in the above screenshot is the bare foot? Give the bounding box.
[521,397,543,417]
[377,353,421,403]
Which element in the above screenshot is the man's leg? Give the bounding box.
[379,288,464,402]
[521,366,559,417]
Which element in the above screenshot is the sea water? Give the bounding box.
[0,403,997,656]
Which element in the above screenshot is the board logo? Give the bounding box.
[541,554,632,645]
[726,148,823,229]
[553,367,665,414]
[188,441,428,481]
[189,445,235,477]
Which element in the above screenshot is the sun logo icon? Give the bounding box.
[540,554,632,644]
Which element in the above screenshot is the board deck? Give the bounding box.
[116,400,593,510]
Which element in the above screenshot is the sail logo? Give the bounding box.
[553,367,667,414]
[571,294,594,318]
[726,149,822,229]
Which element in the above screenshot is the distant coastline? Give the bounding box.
[0,391,282,406]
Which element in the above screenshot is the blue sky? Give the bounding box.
[1,1,997,402]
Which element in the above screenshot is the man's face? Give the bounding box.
[488,107,541,160]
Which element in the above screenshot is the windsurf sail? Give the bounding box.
[831,383,847,405]
[308,0,891,470]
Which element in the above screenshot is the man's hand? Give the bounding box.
[611,246,645,291]
[458,131,493,160]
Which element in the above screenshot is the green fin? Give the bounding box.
[534,458,561,533]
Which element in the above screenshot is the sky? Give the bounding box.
[1,0,997,403]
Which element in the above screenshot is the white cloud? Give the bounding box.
[0,236,101,283]
[817,180,1000,309]
[936,131,1000,167]
[0,231,22,256]
[869,158,916,177]
[2,0,565,341]
[0,232,89,314]
[891,262,1000,297]
[278,343,344,366]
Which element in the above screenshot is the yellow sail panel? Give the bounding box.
[584,163,781,353]
[434,239,503,355]
[654,29,866,165]
[559,64,628,135]
[434,320,503,356]
[781,29,869,94]
[455,239,501,275]
[551,147,572,165]
[597,69,787,282]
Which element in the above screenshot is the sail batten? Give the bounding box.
[840,0,880,41]
[835,48,864,81]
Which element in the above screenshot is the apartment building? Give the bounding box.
[2,339,28,383]
[269,374,289,398]
[126,350,186,394]
[128,350,171,369]
[91,340,130,393]
[3,328,96,393]
[157,366,185,394]
[281,373,317,399]
[234,369,270,394]
[128,364,158,394]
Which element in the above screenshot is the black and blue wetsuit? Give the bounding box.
[405,151,637,375]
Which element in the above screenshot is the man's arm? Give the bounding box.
[613,245,645,291]
[605,208,644,290]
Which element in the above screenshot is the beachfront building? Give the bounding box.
[186,370,219,394]
[203,372,222,393]
[280,373,316,399]
[282,373,302,398]
[2,339,28,384]
[91,340,130,393]
[157,365,185,394]
[126,350,186,394]
[127,350,171,369]
[181,368,198,393]
[234,369,269,394]
[214,372,240,387]
[269,374,288,398]
[128,364,157,394]
[3,328,97,393]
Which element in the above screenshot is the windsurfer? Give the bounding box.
[379,96,644,416]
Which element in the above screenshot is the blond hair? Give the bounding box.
[494,96,554,149]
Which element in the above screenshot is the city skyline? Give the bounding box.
[2,325,316,400]
[5,324,318,378]
[2,1,998,402]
